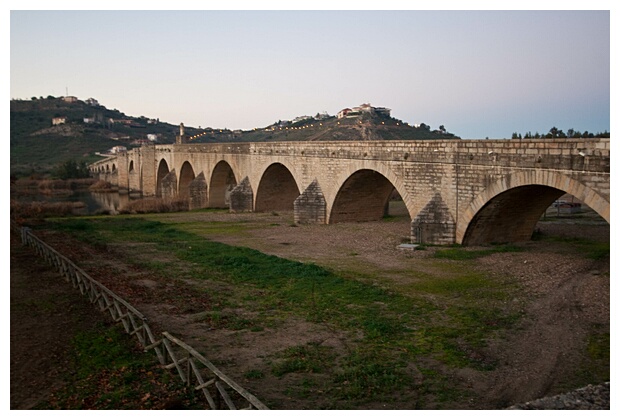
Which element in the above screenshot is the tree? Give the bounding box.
[548,127,558,138]
[55,159,90,180]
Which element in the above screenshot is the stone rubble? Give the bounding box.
[509,382,609,410]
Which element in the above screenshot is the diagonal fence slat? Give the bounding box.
[16,225,268,410]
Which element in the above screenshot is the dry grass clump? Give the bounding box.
[89,180,117,192]
[13,178,97,196]
[119,197,189,214]
[10,199,86,224]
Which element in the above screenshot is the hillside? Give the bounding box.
[189,112,459,144]
[10,97,180,176]
[10,97,459,176]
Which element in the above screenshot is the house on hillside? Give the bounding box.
[62,96,78,103]
[109,146,127,154]
[52,117,67,125]
[85,97,99,106]
[131,139,152,146]
[337,108,352,119]
[337,103,391,119]
[292,115,311,124]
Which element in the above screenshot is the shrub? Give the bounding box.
[89,180,117,192]
[118,197,188,214]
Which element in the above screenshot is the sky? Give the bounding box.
[7,2,613,139]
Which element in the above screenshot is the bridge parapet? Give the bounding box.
[160,138,609,173]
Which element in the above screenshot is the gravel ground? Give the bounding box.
[509,382,610,410]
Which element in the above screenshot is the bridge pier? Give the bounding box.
[159,169,177,199]
[410,193,456,245]
[229,177,253,212]
[188,172,208,210]
[294,180,326,224]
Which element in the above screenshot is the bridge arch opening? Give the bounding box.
[463,185,564,245]
[112,163,116,172]
[178,161,196,199]
[156,159,170,197]
[255,163,300,212]
[209,161,237,208]
[128,161,134,173]
[459,169,610,245]
[330,169,403,223]
[462,184,610,245]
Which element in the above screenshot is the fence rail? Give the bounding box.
[14,223,268,410]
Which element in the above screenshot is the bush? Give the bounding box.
[10,199,85,223]
[89,180,117,192]
[119,197,188,214]
[55,159,90,180]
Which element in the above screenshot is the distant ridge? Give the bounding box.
[10,96,459,176]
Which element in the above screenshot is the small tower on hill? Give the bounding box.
[176,123,187,144]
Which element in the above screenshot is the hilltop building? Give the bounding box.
[85,97,99,106]
[109,146,127,154]
[337,103,391,119]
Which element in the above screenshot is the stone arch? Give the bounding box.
[209,160,237,208]
[328,162,414,224]
[178,161,196,199]
[458,170,610,245]
[156,158,171,197]
[112,163,116,172]
[106,164,110,173]
[255,163,301,212]
[128,160,134,173]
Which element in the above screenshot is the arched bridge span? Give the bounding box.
[92,138,610,245]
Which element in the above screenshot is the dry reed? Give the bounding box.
[119,197,189,214]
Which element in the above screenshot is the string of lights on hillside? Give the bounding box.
[187,120,408,141]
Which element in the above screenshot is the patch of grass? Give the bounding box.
[333,350,414,401]
[583,329,610,382]
[532,231,609,260]
[553,327,609,394]
[271,343,334,377]
[38,322,201,409]
[416,367,471,408]
[194,310,257,330]
[433,244,524,260]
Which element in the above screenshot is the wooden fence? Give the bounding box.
[12,222,268,410]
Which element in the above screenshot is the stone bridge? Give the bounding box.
[91,138,610,245]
